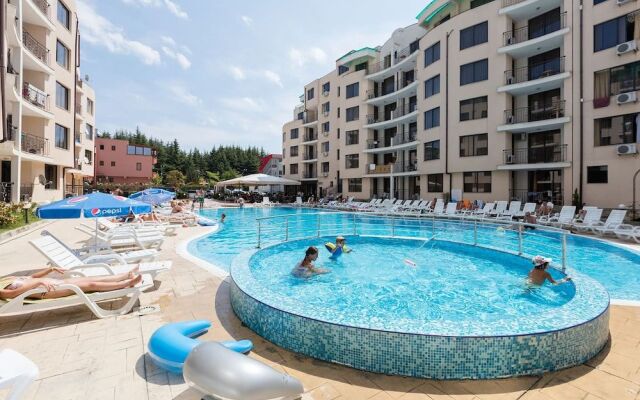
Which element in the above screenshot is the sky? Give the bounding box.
[77,0,427,153]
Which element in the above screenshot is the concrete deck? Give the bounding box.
[0,216,639,400]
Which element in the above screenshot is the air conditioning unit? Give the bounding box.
[617,143,637,155]
[616,40,637,55]
[323,111,330,117]
[322,151,329,157]
[616,91,637,105]
[505,154,514,164]
[506,75,514,85]
[322,131,329,137]
[369,163,376,171]
[617,0,632,5]
[322,172,329,177]
[322,91,329,97]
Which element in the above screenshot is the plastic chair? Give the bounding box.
[0,349,39,400]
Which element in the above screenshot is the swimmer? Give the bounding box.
[291,247,329,278]
[326,236,351,260]
[527,255,571,286]
[220,213,226,223]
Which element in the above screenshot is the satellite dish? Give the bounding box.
[38,175,46,185]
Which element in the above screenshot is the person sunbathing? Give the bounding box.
[140,212,161,222]
[0,267,142,300]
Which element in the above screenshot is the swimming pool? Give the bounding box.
[191,207,640,301]
[230,236,609,378]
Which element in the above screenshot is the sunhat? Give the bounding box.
[532,255,552,266]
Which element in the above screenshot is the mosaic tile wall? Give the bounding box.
[231,280,610,379]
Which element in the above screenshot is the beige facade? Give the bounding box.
[282,0,640,208]
[0,0,97,203]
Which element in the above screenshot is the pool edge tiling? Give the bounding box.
[230,237,611,379]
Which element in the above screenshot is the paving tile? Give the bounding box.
[302,382,343,400]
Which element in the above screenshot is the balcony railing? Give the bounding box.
[22,31,49,65]
[31,0,51,20]
[75,132,82,144]
[501,0,528,7]
[0,182,12,203]
[366,130,418,149]
[20,184,33,201]
[76,102,82,114]
[303,133,318,142]
[510,188,563,205]
[65,184,83,197]
[8,127,50,156]
[366,103,418,125]
[22,82,50,111]
[367,70,417,100]
[303,152,316,160]
[503,144,567,164]
[503,12,566,47]
[367,43,419,75]
[504,57,565,85]
[503,100,565,125]
[303,172,317,179]
[303,110,317,124]
[366,162,418,174]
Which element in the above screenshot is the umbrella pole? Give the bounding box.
[95,218,99,253]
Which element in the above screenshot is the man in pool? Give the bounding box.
[527,255,571,286]
[326,236,351,260]
[291,247,329,278]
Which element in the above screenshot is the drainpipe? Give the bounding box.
[578,1,584,204]
[445,30,453,195]
[71,14,79,191]
[0,0,7,143]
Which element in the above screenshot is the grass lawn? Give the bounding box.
[0,208,40,234]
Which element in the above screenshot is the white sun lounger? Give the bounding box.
[498,201,522,219]
[445,202,458,215]
[572,208,603,232]
[591,210,629,236]
[489,201,508,217]
[0,274,154,319]
[0,349,39,400]
[96,218,177,236]
[614,225,640,243]
[30,234,170,280]
[75,225,164,250]
[543,206,576,228]
[515,202,537,217]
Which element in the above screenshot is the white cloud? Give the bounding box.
[121,0,188,19]
[162,46,191,69]
[263,70,283,87]
[161,36,176,46]
[228,66,246,80]
[220,97,262,112]
[77,0,161,65]
[167,83,201,106]
[289,47,327,67]
[241,15,253,27]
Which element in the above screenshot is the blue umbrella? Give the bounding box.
[37,192,152,219]
[129,188,175,206]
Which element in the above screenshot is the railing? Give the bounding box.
[303,152,316,160]
[303,110,317,124]
[366,103,418,125]
[22,31,49,65]
[503,100,565,125]
[75,102,82,114]
[366,164,391,174]
[20,184,33,201]
[366,70,418,100]
[65,185,83,197]
[366,130,418,149]
[510,188,563,205]
[365,162,417,174]
[503,12,566,46]
[303,133,318,142]
[501,0,528,7]
[6,126,50,156]
[503,144,567,164]
[367,43,419,75]
[75,132,82,144]
[254,212,570,272]
[302,172,317,179]
[0,182,12,203]
[22,82,50,111]
[504,57,565,85]
[31,0,51,20]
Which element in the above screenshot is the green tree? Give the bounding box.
[220,169,239,181]
[165,170,186,188]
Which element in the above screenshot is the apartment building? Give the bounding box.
[282,0,640,208]
[95,138,156,184]
[0,0,97,203]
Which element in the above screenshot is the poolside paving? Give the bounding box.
[0,214,640,400]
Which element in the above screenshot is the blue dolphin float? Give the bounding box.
[148,320,253,374]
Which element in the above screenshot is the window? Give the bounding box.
[111,145,116,151]
[110,161,116,167]
[55,82,69,110]
[346,130,359,145]
[127,145,151,155]
[322,122,330,133]
[460,133,488,157]
[424,42,440,67]
[337,108,340,118]
[55,124,68,149]
[85,124,93,140]
[346,83,359,99]
[348,178,362,192]
[594,15,634,52]
[337,128,340,139]
[460,96,488,121]
[587,166,608,183]
[424,107,440,129]
[346,106,359,122]
[594,113,638,146]
[345,154,359,169]
[290,128,299,140]
[594,0,607,4]
[424,140,440,161]
[594,61,640,98]
[322,102,330,114]
[99,161,104,166]
[307,88,314,100]
[471,0,492,8]
[321,162,330,173]
[290,164,298,174]
[87,99,94,115]
[57,1,70,29]
[460,21,488,50]
[136,162,142,171]
[463,171,492,192]
[338,65,349,75]
[424,75,440,98]
[321,142,329,152]
[427,174,443,192]
[290,146,299,157]
[355,62,367,72]
[99,144,104,150]
[322,82,330,94]
[56,40,69,69]
[337,149,340,160]
[84,150,92,164]
[44,164,58,189]
[460,59,488,85]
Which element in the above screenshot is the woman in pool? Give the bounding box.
[291,247,329,278]
[219,213,226,223]
[527,255,571,286]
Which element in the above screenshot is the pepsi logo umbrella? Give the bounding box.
[129,188,175,206]
[37,192,152,219]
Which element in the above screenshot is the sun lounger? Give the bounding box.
[591,210,629,236]
[0,349,39,400]
[97,218,176,236]
[431,202,445,215]
[445,202,458,215]
[30,234,170,279]
[541,206,576,228]
[515,203,537,217]
[0,273,154,319]
[572,208,603,232]
[498,201,521,219]
[75,224,164,250]
[471,202,495,218]
[614,225,640,243]
[489,201,508,217]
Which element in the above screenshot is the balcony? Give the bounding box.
[366,73,419,106]
[364,130,418,153]
[22,31,52,73]
[22,0,54,30]
[302,152,317,162]
[302,132,318,143]
[8,127,50,157]
[363,103,418,130]
[498,100,570,133]
[366,43,420,81]
[498,12,568,58]
[364,162,419,176]
[302,110,318,127]
[510,188,563,205]
[22,82,53,119]
[75,132,82,146]
[499,0,563,21]
[301,172,318,180]
[75,102,83,120]
[498,144,570,170]
[499,57,569,95]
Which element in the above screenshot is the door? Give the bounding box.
[528,130,561,163]
[1,161,10,182]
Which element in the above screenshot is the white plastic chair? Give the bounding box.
[0,349,39,400]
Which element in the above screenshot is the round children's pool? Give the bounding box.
[230,236,610,379]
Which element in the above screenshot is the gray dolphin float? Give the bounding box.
[183,342,304,400]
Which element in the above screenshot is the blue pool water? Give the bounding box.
[190,207,640,301]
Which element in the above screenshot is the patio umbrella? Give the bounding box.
[129,188,176,205]
[36,192,152,249]
[216,173,300,187]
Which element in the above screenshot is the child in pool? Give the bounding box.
[292,247,329,278]
[527,255,571,286]
[327,236,351,260]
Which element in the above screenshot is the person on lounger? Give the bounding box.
[527,256,571,286]
[291,247,328,278]
[0,267,142,300]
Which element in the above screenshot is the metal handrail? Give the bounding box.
[31,0,51,20]
[503,12,567,47]
[254,211,571,272]
[503,144,567,164]
[504,57,565,85]
[503,100,565,125]
[367,43,419,75]
[366,103,418,125]
[22,82,50,111]
[22,31,49,65]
